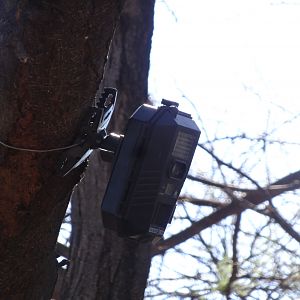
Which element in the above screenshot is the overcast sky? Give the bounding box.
[149,0,300,182]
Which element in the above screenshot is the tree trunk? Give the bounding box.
[59,1,155,299]
[0,1,124,299]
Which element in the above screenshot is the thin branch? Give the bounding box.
[225,213,241,299]
[266,202,300,244]
[178,196,226,208]
[187,174,300,194]
[160,0,178,22]
[203,134,300,147]
[198,144,263,190]
[187,175,253,192]
[198,234,219,266]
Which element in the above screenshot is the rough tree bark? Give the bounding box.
[59,1,155,299]
[0,1,125,299]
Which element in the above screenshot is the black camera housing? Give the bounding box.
[101,100,200,240]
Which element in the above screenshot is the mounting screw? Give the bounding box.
[161,99,179,107]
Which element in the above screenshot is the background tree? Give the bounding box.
[56,1,155,299]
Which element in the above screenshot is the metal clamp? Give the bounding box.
[57,88,118,176]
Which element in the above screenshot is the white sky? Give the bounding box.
[149,0,300,128]
[149,0,300,183]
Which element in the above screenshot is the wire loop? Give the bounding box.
[0,140,81,153]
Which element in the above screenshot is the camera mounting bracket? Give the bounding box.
[58,87,119,176]
[58,88,201,241]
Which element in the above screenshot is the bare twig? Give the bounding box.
[179,196,226,208]
[199,144,263,190]
[187,174,300,194]
[225,213,241,299]
[266,202,300,244]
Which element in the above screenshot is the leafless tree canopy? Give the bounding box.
[146,108,300,299]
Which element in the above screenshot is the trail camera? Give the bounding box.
[59,89,200,241]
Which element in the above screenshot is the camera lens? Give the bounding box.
[170,161,187,179]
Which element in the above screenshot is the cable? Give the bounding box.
[0,139,82,153]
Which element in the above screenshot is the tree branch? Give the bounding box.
[225,213,241,299]
[187,174,300,194]
[266,202,300,244]
[178,196,226,208]
[153,170,300,256]
[187,175,252,192]
[199,144,263,189]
